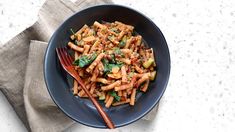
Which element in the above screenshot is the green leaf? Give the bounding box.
[110,54,116,64]
[113,48,125,57]
[102,58,123,74]
[119,41,126,47]
[103,63,122,74]
[102,58,109,65]
[108,91,120,101]
[113,47,121,55]
[77,56,89,67]
[73,53,97,67]
[73,59,80,66]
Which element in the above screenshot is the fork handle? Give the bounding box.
[74,74,115,129]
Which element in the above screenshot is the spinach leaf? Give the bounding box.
[110,54,116,64]
[113,47,124,57]
[102,58,122,74]
[108,91,120,101]
[119,41,126,47]
[102,58,109,65]
[103,63,115,74]
[113,47,122,55]
[73,53,97,67]
[73,59,80,66]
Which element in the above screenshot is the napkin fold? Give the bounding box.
[0,0,158,131]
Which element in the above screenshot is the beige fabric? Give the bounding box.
[0,0,158,131]
[23,40,74,132]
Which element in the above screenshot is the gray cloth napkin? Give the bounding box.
[0,0,158,131]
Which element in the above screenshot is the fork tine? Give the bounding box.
[57,47,74,66]
[63,47,73,65]
[56,48,65,66]
[61,48,70,66]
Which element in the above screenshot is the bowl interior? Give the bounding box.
[44,5,170,128]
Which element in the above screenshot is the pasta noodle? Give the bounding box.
[68,21,157,107]
[130,88,136,106]
[73,80,78,95]
[101,80,121,91]
[105,96,114,108]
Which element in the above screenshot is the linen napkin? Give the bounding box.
[0,0,158,131]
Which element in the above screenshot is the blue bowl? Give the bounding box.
[44,5,170,128]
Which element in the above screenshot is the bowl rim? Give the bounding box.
[44,4,171,128]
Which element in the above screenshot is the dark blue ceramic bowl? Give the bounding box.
[44,5,170,128]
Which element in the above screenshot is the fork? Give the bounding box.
[56,47,115,129]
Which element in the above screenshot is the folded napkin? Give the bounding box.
[0,0,158,131]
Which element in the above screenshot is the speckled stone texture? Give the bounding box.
[0,0,235,132]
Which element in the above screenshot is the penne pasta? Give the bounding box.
[117,58,131,65]
[77,24,89,35]
[107,72,122,79]
[89,39,100,53]
[86,53,105,73]
[91,65,99,82]
[130,89,136,106]
[68,42,84,53]
[94,21,106,29]
[121,49,132,55]
[83,36,96,42]
[90,83,96,94]
[135,35,142,46]
[141,80,150,92]
[122,90,127,99]
[114,83,133,91]
[136,74,149,88]
[96,62,103,75]
[121,66,127,82]
[104,94,110,103]
[124,37,133,49]
[101,80,121,91]
[112,99,130,106]
[134,64,144,73]
[105,96,114,108]
[75,51,79,60]
[118,90,122,96]
[73,80,78,95]
[96,78,110,84]
[117,30,125,40]
[83,45,91,55]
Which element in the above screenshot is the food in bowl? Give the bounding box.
[67,21,157,108]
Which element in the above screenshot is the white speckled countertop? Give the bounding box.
[0,0,235,131]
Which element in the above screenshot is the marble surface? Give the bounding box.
[0,0,235,131]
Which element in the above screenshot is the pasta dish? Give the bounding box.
[67,21,156,108]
